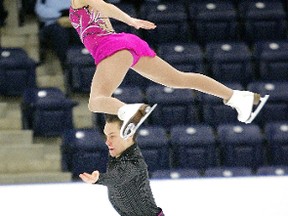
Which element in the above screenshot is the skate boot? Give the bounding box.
[224,90,269,124]
[118,103,157,139]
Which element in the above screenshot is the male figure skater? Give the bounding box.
[79,114,164,216]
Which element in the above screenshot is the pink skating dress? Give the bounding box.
[69,6,156,66]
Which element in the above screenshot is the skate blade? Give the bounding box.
[123,104,157,140]
[245,95,269,124]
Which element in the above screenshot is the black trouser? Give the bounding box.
[0,0,8,26]
[39,23,70,64]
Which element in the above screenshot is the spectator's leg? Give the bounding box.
[0,0,8,27]
[39,23,70,68]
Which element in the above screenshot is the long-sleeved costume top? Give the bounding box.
[96,143,162,216]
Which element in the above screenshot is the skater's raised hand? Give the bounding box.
[85,0,156,30]
[79,171,100,184]
[128,17,156,30]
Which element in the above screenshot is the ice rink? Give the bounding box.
[1,176,288,216]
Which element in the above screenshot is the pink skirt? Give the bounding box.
[88,32,156,66]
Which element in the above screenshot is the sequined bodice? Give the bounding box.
[69,6,115,43]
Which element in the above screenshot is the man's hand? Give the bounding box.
[128,18,156,30]
[79,171,100,184]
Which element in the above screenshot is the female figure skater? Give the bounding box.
[69,0,269,139]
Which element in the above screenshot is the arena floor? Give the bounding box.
[1,176,288,216]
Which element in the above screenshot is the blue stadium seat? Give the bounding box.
[0,47,37,96]
[72,152,107,180]
[136,126,170,172]
[112,86,144,103]
[150,169,201,180]
[204,167,253,178]
[157,42,204,73]
[247,82,288,103]
[205,42,254,86]
[202,104,238,127]
[110,3,137,34]
[264,122,288,165]
[253,40,288,81]
[140,2,189,47]
[252,103,288,127]
[61,128,108,178]
[120,68,154,90]
[170,125,218,169]
[21,87,78,136]
[247,82,288,126]
[199,82,244,127]
[239,0,287,42]
[256,166,288,176]
[188,1,239,44]
[146,85,200,127]
[217,124,265,169]
[64,45,95,94]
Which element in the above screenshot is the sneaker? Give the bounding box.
[224,90,269,124]
[118,103,157,139]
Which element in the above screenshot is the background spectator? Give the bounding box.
[34,0,80,67]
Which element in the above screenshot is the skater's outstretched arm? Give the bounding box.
[83,0,156,29]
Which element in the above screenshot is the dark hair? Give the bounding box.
[104,114,137,141]
[104,114,123,127]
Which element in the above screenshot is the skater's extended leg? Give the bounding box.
[132,55,233,100]
[88,50,133,114]
[132,55,269,123]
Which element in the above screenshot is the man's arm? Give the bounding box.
[79,163,142,186]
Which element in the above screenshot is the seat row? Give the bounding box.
[1,39,288,97]
[150,166,288,179]
[1,45,286,134]
[112,0,288,46]
[61,122,288,178]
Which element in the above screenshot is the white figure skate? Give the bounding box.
[118,103,157,139]
[225,90,269,124]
